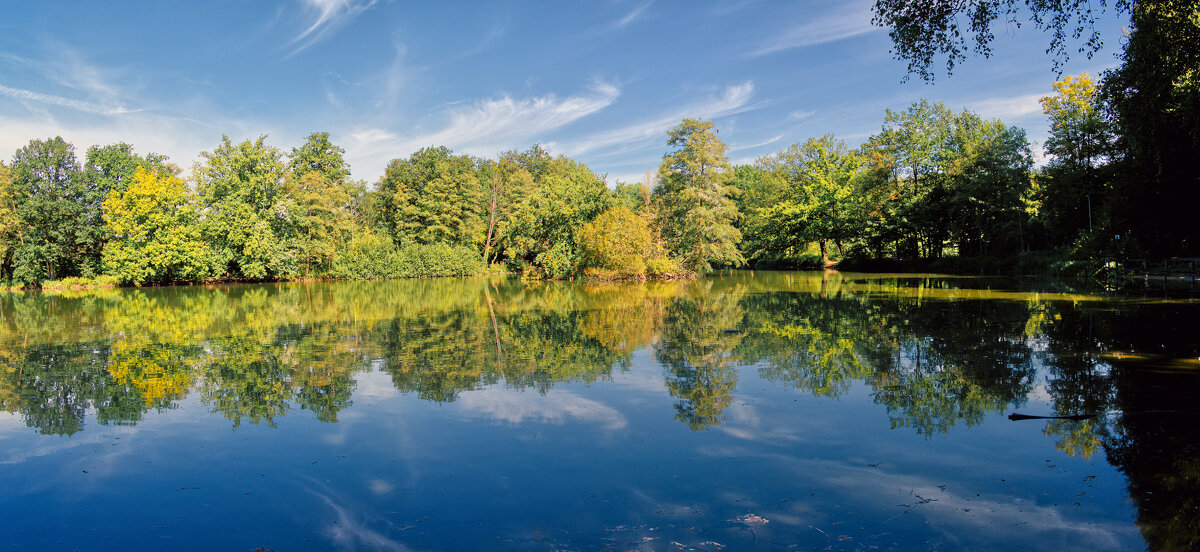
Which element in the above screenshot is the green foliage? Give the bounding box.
[942,115,1034,256]
[481,154,537,265]
[501,152,610,278]
[194,135,289,279]
[332,232,482,279]
[280,134,359,278]
[288,131,350,183]
[102,167,213,284]
[1035,73,1115,247]
[77,143,173,275]
[749,135,863,263]
[1101,0,1200,256]
[8,137,87,285]
[872,0,1132,81]
[40,275,121,290]
[577,206,679,278]
[377,146,484,248]
[875,0,1197,259]
[332,232,401,279]
[854,100,1033,259]
[0,163,19,276]
[654,118,745,273]
[611,181,652,213]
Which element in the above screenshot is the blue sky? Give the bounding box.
[1,1,1130,185]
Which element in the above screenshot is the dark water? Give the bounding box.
[0,272,1197,551]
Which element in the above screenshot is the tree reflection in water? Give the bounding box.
[0,273,1196,548]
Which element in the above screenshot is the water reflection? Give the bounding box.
[0,272,1197,549]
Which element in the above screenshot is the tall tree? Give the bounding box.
[8,137,86,284]
[1101,0,1200,256]
[753,135,864,263]
[654,118,745,273]
[943,115,1034,256]
[283,133,356,276]
[1037,73,1115,244]
[0,163,19,277]
[194,135,289,279]
[502,154,610,278]
[78,143,172,277]
[864,100,957,258]
[288,131,350,183]
[480,155,535,266]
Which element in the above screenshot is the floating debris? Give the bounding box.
[733,513,769,525]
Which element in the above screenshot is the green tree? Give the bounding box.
[502,153,610,278]
[194,135,289,279]
[102,167,213,284]
[752,135,864,263]
[0,163,20,276]
[612,181,653,214]
[1037,73,1115,244]
[377,146,484,248]
[577,205,675,278]
[942,113,1034,256]
[860,101,1032,258]
[288,131,350,183]
[1101,0,1200,256]
[654,118,744,273]
[282,132,357,277]
[8,137,86,284]
[79,143,173,276]
[481,155,536,266]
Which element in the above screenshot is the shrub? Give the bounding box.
[333,233,483,279]
[577,206,683,279]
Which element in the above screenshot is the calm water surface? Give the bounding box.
[0,272,1197,551]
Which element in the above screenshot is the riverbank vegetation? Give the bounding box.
[0,4,1191,287]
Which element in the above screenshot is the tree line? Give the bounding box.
[0,64,1181,287]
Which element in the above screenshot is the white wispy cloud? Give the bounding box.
[729,133,784,152]
[966,93,1047,122]
[345,80,621,178]
[748,1,878,57]
[614,1,653,29]
[0,84,141,116]
[288,0,377,56]
[0,47,275,173]
[554,81,758,160]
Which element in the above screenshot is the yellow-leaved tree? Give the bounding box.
[103,167,214,284]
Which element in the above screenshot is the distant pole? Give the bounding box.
[1087,194,1093,234]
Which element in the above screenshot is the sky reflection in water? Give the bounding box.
[0,272,1196,551]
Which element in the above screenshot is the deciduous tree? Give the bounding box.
[194,135,289,279]
[102,167,212,284]
[654,118,744,273]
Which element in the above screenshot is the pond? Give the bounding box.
[0,272,1197,551]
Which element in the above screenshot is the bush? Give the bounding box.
[577,206,684,279]
[333,233,483,279]
[40,275,121,290]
